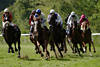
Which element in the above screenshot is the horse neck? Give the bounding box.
[34,21,42,33]
[50,14,57,26]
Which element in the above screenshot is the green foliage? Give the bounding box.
[0,0,100,33]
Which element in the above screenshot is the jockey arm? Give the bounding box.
[29,15,34,26]
[67,15,72,27]
[40,13,46,26]
[56,13,63,25]
[47,15,51,23]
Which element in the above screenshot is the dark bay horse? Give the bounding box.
[30,19,50,59]
[66,21,84,56]
[3,21,21,58]
[81,21,96,55]
[49,14,67,58]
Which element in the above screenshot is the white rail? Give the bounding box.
[0,33,100,36]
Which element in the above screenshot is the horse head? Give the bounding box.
[32,18,42,39]
[49,14,57,27]
[4,21,11,30]
[5,21,10,26]
[81,21,88,32]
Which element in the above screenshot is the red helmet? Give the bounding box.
[81,14,85,18]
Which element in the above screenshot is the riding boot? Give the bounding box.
[30,27,33,36]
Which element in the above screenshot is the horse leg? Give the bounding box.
[18,39,21,58]
[75,44,81,56]
[37,41,44,57]
[67,38,74,53]
[79,42,84,53]
[42,44,45,52]
[82,42,86,53]
[50,40,54,51]
[63,40,67,53]
[14,42,18,52]
[34,41,39,54]
[8,45,10,53]
[44,40,50,60]
[9,44,14,53]
[55,43,63,58]
[91,40,96,53]
[73,44,76,53]
[88,42,92,56]
[60,42,64,51]
[51,42,58,59]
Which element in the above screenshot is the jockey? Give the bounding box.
[47,9,63,28]
[80,14,90,30]
[66,11,79,35]
[29,10,36,36]
[2,8,14,28]
[2,8,14,36]
[35,9,48,31]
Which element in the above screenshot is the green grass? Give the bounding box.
[0,36,100,67]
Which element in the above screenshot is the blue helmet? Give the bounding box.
[36,9,41,14]
[34,14,38,18]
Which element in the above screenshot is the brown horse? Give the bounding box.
[30,19,50,59]
[3,21,21,58]
[66,21,84,56]
[49,14,67,58]
[81,21,96,55]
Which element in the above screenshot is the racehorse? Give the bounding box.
[81,21,96,55]
[3,21,21,58]
[66,20,84,56]
[49,14,67,58]
[30,18,50,59]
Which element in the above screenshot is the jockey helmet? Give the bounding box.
[71,11,75,16]
[4,8,9,13]
[50,9,55,14]
[32,10,36,14]
[36,9,41,14]
[34,14,38,18]
[81,14,85,18]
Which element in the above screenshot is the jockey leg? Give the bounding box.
[30,26,33,36]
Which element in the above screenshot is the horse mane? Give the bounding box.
[49,14,57,26]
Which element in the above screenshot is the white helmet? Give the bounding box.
[71,11,75,15]
[4,8,9,13]
[50,9,55,14]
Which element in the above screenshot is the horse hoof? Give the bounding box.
[18,55,20,58]
[12,51,14,53]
